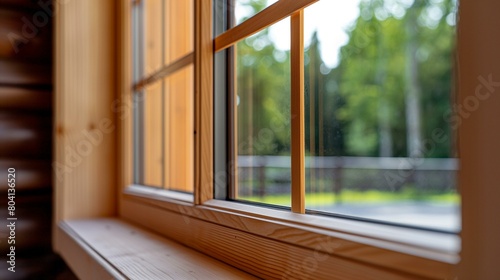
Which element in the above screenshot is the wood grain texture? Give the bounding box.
[63,218,257,280]
[194,0,213,204]
[123,188,456,280]
[53,0,116,235]
[58,222,125,280]
[214,0,318,52]
[458,0,500,278]
[121,198,434,280]
[290,10,305,214]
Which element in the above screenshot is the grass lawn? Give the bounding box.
[239,189,460,207]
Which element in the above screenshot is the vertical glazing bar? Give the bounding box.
[291,10,305,214]
[194,0,214,204]
[132,1,145,184]
[161,0,166,188]
[227,0,238,200]
[214,0,229,200]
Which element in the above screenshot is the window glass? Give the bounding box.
[164,65,194,192]
[233,0,278,25]
[303,0,459,232]
[142,81,163,187]
[164,0,194,65]
[235,18,291,207]
[144,0,163,76]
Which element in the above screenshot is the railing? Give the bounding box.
[237,156,459,197]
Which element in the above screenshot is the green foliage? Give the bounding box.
[236,0,457,158]
[236,29,291,155]
[240,189,460,207]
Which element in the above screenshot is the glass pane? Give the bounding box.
[164,65,194,192]
[233,0,278,25]
[304,0,459,232]
[144,0,163,76]
[143,81,163,187]
[235,19,291,207]
[164,0,194,65]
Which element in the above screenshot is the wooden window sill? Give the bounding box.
[56,218,257,279]
[121,186,458,279]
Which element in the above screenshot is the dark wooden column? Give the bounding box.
[0,1,75,278]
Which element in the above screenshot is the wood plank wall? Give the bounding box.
[0,0,75,278]
[53,0,116,227]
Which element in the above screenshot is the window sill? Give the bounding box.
[56,218,257,279]
[121,185,459,279]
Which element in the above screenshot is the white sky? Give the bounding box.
[236,0,361,68]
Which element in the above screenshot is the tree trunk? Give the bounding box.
[404,2,423,158]
[375,22,393,157]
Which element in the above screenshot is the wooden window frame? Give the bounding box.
[53,0,500,278]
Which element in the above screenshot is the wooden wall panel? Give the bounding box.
[0,87,51,110]
[0,9,52,61]
[0,160,51,191]
[0,0,47,10]
[53,0,116,223]
[0,113,51,158]
[458,0,500,278]
[164,0,194,192]
[0,60,51,85]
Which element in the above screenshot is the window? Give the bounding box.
[122,0,460,278]
[213,0,316,214]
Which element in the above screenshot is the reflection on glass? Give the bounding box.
[143,81,163,187]
[139,65,194,192]
[144,0,193,75]
[164,65,194,192]
[303,0,459,231]
[164,0,193,65]
[236,18,291,207]
[144,0,162,76]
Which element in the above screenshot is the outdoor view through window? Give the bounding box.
[235,0,459,232]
